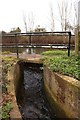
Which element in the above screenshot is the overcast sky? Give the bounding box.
[0,0,79,32]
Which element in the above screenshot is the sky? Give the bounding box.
[0,0,79,32]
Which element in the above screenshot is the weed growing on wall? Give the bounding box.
[2,102,13,119]
[2,53,17,119]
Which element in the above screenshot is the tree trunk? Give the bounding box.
[75,28,80,55]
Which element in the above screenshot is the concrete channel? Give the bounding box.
[8,58,80,119]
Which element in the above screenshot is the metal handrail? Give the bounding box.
[2,31,71,58]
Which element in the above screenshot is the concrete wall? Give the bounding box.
[13,61,24,97]
[43,65,80,118]
[8,62,22,119]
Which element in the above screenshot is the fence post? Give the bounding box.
[15,34,19,58]
[28,35,31,54]
[68,32,71,56]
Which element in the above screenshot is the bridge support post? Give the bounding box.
[68,32,71,57]
[15,34,19,58]
[28,35,31,54]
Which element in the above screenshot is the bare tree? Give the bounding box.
[58,0,72,31]
[23,12,35,32]
[58,0,64,31]
[74,2,78,30]
[23,12,27,33]
[49,4,55,32]
[28,12,35,32]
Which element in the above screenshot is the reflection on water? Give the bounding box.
[17,63,56,119]
[2,47,27,53]
[2,47,54,54]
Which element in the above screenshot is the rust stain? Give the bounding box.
[48,70,52,90]
[55,74,66,103]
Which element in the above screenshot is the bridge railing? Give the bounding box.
[2,31,71,58]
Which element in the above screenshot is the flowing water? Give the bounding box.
[17,63,56,119]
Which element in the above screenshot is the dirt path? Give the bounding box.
[3,53,43,63]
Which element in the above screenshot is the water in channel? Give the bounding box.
[17,63,56,119]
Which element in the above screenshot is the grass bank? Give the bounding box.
[2,53,17,119]
[41,50,80,80]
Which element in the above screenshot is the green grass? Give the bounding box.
[2,102,13,119]
[42,50,68,56]
[2,51,12,54]
[41,50,75,56]
[41,50,80,80]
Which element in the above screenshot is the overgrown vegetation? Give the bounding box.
[41,50,80,80]
[2,102,13,119]
[2,53,17,119]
